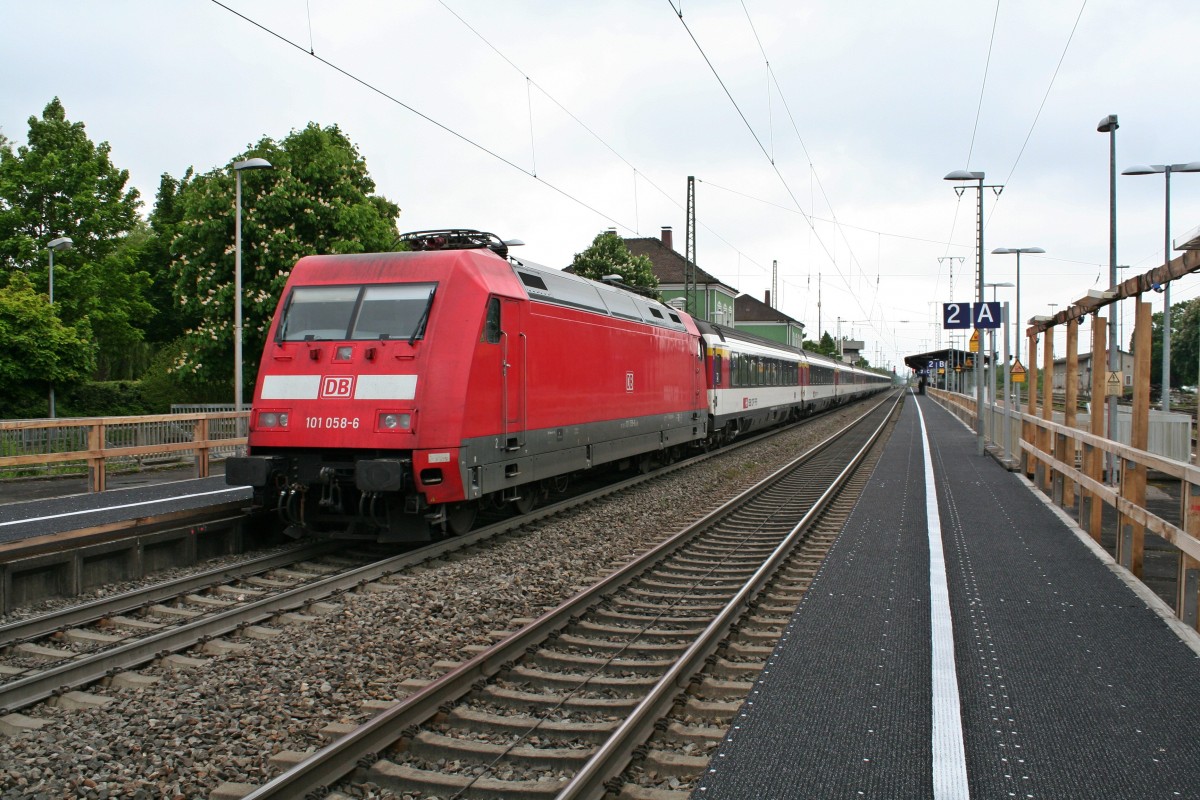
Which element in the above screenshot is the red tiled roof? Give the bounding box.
[624,237,737,293]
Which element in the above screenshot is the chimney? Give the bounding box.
[661,226,673,251]
[764,290,771,307]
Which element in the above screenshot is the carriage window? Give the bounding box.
[352,284,436,341]
[277,286,360,341]
[482,297,501,344]
[277,283,437,342]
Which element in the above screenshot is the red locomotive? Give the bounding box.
[228,229,890,542]
[227,230,708,541]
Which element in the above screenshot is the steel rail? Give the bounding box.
[241,390,900,800]
[558,391,901,798]
[0,541,337,647]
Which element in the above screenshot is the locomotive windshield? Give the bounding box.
[277,283,437,342]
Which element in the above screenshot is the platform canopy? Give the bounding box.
[902,348,992,374]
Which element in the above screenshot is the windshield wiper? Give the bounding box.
[409,289,435,346]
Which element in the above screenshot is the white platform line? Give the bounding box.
[0,488,248,528]
[914,393,971,799]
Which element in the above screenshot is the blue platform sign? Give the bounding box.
[973,301,1001,329]
[942,302,972,329]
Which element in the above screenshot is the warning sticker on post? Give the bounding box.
[1010,360,1027,384]
[1106,371,1123,396]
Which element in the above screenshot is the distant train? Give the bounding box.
[227,230,889,541]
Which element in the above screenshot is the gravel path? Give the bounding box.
[0,404,876,799]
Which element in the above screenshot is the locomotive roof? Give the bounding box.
[509,259,691,333]
[286,245,692,334]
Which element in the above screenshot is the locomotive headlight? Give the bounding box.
[258,411,289,428]
[379,412,412,430]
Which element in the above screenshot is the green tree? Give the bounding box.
[570,232,659,296]
[0,272,96,416]
[163,123,401,392]
[1176,299,1200,389]
[802,331,839,357]
[0,98,151,382]
[1142,298,1200,394]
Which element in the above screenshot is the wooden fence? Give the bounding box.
[0,412,248,493]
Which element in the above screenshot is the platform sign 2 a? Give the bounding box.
[943,301,1002,329]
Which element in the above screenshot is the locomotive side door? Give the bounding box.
[500,298,526,450]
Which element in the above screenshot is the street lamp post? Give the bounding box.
[990,247,1043,411]
[985,281,1014,408]
[1121,160,1200,412]
[946,169,1004,455]
[1097,115,1121,484]
[46,236,73,418]
[233,158,273,427]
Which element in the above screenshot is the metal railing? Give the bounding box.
[0,412,248,492]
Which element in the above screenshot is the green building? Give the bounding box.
[733,291,806,347]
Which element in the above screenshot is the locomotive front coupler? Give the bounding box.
[317,466,344,512]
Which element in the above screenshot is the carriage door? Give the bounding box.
[501,299,526,450]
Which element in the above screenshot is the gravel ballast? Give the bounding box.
[0,404,876,799]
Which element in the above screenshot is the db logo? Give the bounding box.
[320,375,355,399]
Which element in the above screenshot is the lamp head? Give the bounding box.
[234,157,273,172]
[1178,162,1200,173]
[991,248,1014,255]
[47,237,73,251]
[1122,164,1162,176]
[1097,114,1119,133]
[944,169,984,181]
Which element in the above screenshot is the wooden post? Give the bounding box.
[1026,330,1039,477]
[1063,319,1079,508]
[1122,299,1151,577]
[1042,327,1055,493]
[1180,480,1200,629]
[87,423,106,493]
[1086,317,1106,541]
[193,417,210,479]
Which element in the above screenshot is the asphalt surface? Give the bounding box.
[692,392,1200,799]
[0,464,251,544]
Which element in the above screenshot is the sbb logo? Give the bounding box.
[320,376,355,399]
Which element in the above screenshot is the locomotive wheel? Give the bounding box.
[512,490,537,515]
[444,501,478,536]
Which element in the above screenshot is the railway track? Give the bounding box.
[0,399,888,723]
[243,391,901,799]
[0,542,373,714]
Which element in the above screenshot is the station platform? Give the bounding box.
[0,465,250,545]
[692,390,1200,799]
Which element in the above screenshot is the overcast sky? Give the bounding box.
[4,0,1200,371]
